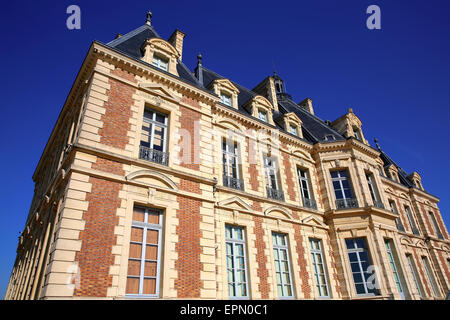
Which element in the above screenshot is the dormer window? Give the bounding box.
[325,135,335,141]
[152,54,169,71]
[289,124,298,136]
[220,92,232,106]
[258,109,268,122]
[353,127,362,141]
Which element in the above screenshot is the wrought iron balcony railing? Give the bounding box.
[302,196,317,210]
[373,200,385,210]
[139,145,169,166]
[266,186,285,202]
[223,175,245,191]
[335,198,359,210]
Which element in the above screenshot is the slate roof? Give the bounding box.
[101,22,419,190]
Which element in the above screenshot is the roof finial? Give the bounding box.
[374,138,381,150]
[146,11,152,25]
[348,107,354,114]
[197,53,202,66]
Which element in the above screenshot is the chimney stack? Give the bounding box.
[168,29,186,60]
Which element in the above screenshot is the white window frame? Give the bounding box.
[298,168,312,200]
[152,54,169,71]
[225,225,249,299]
[404,206,419,234]
[258,109,268,122]
[222,138,240,180]
[331,170,353,200]
[309,238,330,298]
[141,108,168,152]
[428,211,442,238]
[126,206,163,298]
[264,155,279,191]
[289,124,298,136]
[220,92,232,106]
[272,232,294,299]
[345,238,379,296]
[366,173,378,203]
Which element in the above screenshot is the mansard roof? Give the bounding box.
[104,24,202,87]
[101,21,421,190]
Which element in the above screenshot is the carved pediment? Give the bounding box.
[301,215,327,228]
[264,206,293,220]
[126,170,178,191]
[400,236,413,246]
[138,83,178,101]
[218,196,253,212]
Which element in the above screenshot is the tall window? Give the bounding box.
[385,239,407,299]
[345,238,379,296]
[221,92,232,106]
[389,200,405,232]
[298,168,316,209]
[140,108,169,165]
[331,170,357,209]
[272,233,294,298]
[309,238,330,298]
[126,206,163,297]
[406,254,423,298]
[258,109,268,122]
[428,211,443,239]
[152,54,169,71]
[366,173,382,208]
[421,256,439,297]
[226,225,249,299]
[222,138,243,190]
[264,155,284,201]
[404,206,419,235]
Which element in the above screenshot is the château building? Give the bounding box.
[5,12,450,300]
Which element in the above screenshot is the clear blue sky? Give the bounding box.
[0,0,449,299]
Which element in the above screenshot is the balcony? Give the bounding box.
[139,145,169,166]
[266,186,285,202]
[223,175,244,191]
[335,198,358,210]
[373,200,385,210]
[302,196,317,210]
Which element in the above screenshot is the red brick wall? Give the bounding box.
[253,216,270,299]
[179,105,200,170]
[437,251,450,286]
[293,224,311,298]
[178,178,201,194]
[174,196,203,298]
[74,176,122,297]
[92,157,125,176]
[246,137,260,192]
[325,237,341,298]
[97,67,135,150]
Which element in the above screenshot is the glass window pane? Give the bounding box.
[130,227,143,242]
[129,243,142,259]
[126,277,139,294]
[146,230,159,244]
[145,245,158,260]
[133,207,145,222]
[127,260,141,276]
[143,278,156,294]
[144,261,157,277]
[147,211,160,225]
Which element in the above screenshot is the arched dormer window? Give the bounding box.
[208,79,240,109]
[385,164,399,183]
[278,112,303,138]
[141,38,180,76]
[245,95,275,125]
[408,171,423,190]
